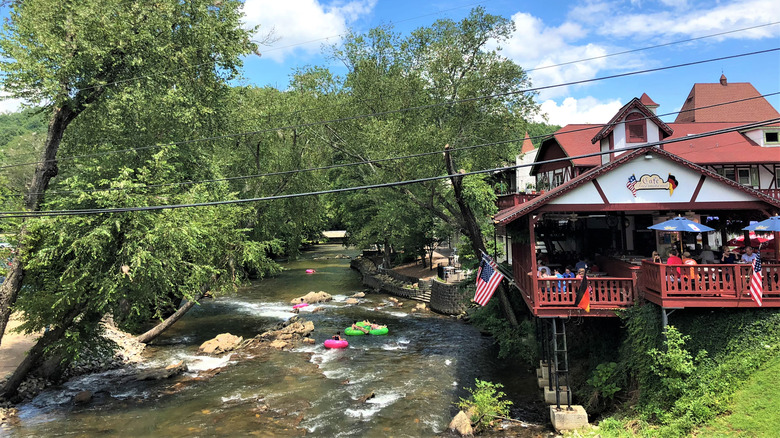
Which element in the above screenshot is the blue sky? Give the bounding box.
[239,0,780,125]
[2,0,778,127]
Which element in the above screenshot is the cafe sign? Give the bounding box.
[627,173,679,197]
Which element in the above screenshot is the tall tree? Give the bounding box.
[0,0,258,345]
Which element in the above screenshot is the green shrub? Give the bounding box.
[456,379,513,431]
[588,362,622,402]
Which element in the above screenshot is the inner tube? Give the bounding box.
[356,321,371,328]
[292,303,309,309]
[324,339,349,349]
[305,269,315,274]
[344,327,367,336]
[369,327,389,336]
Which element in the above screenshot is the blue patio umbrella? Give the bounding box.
[648,216,714,253]
[648,217,714,233]
[743,216,780,232]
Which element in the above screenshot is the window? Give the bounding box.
[766,131,780,145]
[775,168,780,188]
[737,168,751,185]
[625,113,646,143]
[552,173,564,188]
[722,167,736,181]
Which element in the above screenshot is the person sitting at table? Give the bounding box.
[574,256,588,271]
[537,263,551,277]
[740,246,758,264]
[576,268,586,278]
[682,251,698,280]
[667,249,683,276]
[553,268,567,292]
[563,266,575,278]
[699,244,716,264]
[721,247,737,264]
[651,251,661,263]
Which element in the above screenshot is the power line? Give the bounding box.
[2,119,775,218]
[6,91,779,198]
[2,47,777,173]
[525,21,780,72]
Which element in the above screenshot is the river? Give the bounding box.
[7,244,549,437]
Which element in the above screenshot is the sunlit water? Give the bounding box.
[7,245,548,437]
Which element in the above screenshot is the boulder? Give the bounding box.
[357,391,376,403]
[415,303,426,311]
[344,298,359,305]
[136,361,188,381]
[290,291,332,304]
[351,292,366,298]
[198,333,243,355]
[73,390,92,404]
[449,410,474,436]
[269,339,289,350]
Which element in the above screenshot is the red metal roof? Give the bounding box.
[495,146,780,225]
[674,81,780,123]
[640,93,658,107]
[662,122,771,164]
[521,132,535,153]
[530,125,602,174]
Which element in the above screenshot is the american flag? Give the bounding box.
[474,253,505,306]
[749,254,763,307]
[626,174,638,197]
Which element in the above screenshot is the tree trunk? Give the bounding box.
[0,105,76,347]
[1,305,84,401]
[135,291,208,344]
[443,145,518,327]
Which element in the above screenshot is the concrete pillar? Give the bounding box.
[549,405,588,432]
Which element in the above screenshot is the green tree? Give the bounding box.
[0,0,258,346]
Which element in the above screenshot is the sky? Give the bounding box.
[2,0,779,127]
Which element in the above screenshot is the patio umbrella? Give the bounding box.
[743,216,780,232]
[726,232,775,249]
[648,217,714,253]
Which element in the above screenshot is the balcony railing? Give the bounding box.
[496,193,540,210]
[758,188,780,200]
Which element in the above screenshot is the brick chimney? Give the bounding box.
[720,74,727,86]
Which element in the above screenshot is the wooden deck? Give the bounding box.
[510,245,780,316]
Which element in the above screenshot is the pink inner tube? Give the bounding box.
[324,339,349,349]
[305,269,315,274]
[293,303,309,309]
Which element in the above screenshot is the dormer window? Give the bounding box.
[625,113,646,143]
[766,131,779,145]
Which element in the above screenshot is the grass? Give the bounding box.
[695,355,780,437]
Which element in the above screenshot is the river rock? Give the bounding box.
[357,391,375,403]
[415,303,427,311]
[344,298,359,305]
[136,361,188,381]
[449,410,474,436]
[350,292,365,298]
[73,390,93,404]
[290,291,332,304]
[269,339,289,350]
[199,333,243,354]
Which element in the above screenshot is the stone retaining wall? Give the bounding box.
[430,280,467,315]
[351,256,465,315]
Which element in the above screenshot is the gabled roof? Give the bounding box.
[495,146,780,226]
[521,132,535,153]
[663,122,766,164]
[591,97,674,143]
[674,80,780,123]
[529,125,602,174]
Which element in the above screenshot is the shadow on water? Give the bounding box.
[8,244,551,437]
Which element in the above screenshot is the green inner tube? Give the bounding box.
[369,327,389,336]
[344,327,366,336]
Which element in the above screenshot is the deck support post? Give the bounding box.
[661,307,677,330]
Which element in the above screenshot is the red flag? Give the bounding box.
[474,253,504,306]
[575,274,592,312]
[750,254,763,307]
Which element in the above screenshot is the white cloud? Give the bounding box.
[243,0,376,62]
[500,12,618,99]
[0,92,23,114]
[536,96,624,126]
[597,0,779,39]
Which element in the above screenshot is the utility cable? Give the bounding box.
[1,47,777,173]
[6,91,778,198]
[1,118,775,218]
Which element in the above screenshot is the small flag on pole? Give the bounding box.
[749,254,763,307]
[626,174,637,197]
[474,253,504,306]
[575,273,592,312]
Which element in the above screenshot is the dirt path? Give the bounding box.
[0,314,38,381]
[392,250,452,280]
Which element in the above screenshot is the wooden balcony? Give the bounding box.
[509,249,780,317]
[758,188,780,200]
[637,261,780,308]
[497,193,540,210]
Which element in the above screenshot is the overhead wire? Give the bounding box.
[9,90,778,199]
[1,118,776,219]
[1,47,777,173]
